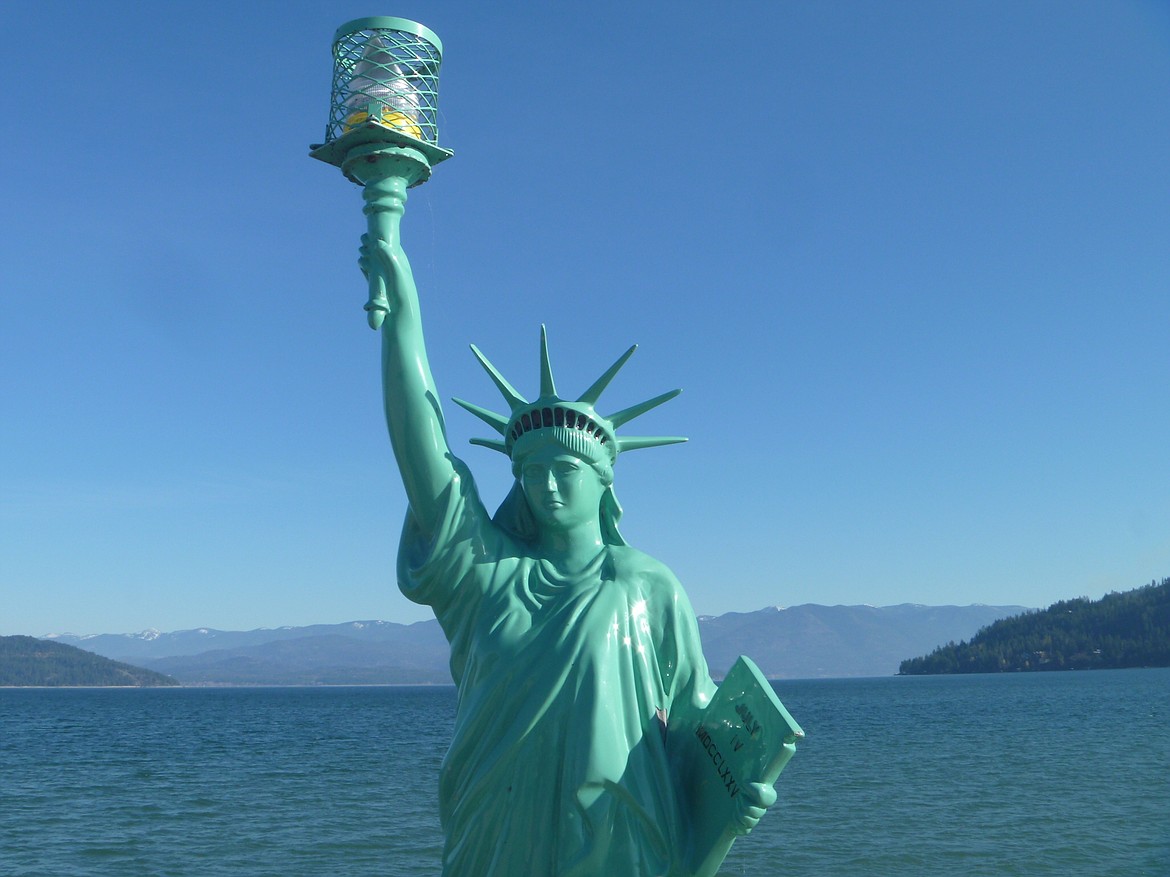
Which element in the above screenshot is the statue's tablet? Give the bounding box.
[685,656,804,877]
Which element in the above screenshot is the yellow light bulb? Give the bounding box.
[343,108,423,139]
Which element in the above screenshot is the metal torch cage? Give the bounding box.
[323,17,444,146]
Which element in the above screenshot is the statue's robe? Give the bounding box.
[398,462,716,877]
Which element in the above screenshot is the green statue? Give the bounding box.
[359,234,797,876]
[308,16,800,874]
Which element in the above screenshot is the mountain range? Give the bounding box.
[44,603,1029,684]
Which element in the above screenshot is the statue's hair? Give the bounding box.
[509,431,614,487]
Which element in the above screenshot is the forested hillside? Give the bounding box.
[0,636,178,686]
[899,578,1170,674]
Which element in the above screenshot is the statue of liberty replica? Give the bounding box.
[310,18,802,877]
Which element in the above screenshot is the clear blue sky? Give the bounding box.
[2,1,1168,636]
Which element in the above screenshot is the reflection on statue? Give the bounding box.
[361,235,778,876]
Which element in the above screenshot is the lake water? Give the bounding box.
[1,669,1167,876]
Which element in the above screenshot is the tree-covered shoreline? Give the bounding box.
[899,578,1170,674]
[0,636,178,687]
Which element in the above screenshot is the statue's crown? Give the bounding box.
[452,326,686,464]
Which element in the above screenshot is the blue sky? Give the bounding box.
[2,1,1168,636]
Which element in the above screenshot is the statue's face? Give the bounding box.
[520,444,606,533]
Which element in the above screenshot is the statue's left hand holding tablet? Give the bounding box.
[732,781,778,836]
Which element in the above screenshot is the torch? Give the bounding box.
[309,17,453,329]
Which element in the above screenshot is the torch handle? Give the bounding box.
[361,172,410,330]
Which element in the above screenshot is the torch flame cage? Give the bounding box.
[310,16,452,186]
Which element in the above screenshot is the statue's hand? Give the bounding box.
[358,235,412,330]
[732,781,777,836]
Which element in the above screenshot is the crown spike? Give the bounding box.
[469,437,510,455]
[469,344,528,413]
[606,389,682,430]
[616,436,688,453]
[578,344,637,407]
[451,397,510,435]
[539,325,557,399]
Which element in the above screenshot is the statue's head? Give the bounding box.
[453,326,686,545]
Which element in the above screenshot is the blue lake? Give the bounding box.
[2,669,1167,875]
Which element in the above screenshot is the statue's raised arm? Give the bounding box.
[358,235,454,538]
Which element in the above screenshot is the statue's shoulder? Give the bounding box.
[607,545,683,592]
